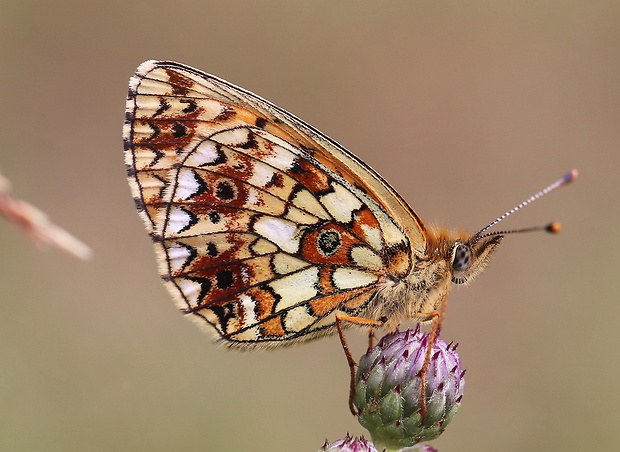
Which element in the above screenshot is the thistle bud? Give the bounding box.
[319,434,379,452]
[353,326,464,450]
[318,434,438,452]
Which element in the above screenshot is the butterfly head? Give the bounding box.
[423,229,503,287]
[449,234,503,285]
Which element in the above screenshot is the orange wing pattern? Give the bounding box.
[124,61,427,347]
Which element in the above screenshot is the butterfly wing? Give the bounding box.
[124,60,427,347]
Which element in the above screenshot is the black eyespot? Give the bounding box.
[452,244,472,272]
[216,269,234,290]
[317,229,341,256]
[208,211,221,224]
[215,181,236,200]
[171,123,188,138]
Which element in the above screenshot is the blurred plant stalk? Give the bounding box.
[0,169,92,260]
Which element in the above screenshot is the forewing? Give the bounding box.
[124,60,425,347]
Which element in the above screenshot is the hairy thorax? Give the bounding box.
[362,255,452,331]
[360,225,501,332]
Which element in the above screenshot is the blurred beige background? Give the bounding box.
[0,1,618,451]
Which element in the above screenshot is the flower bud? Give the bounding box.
[319,434,378,452]
[354,326,464,450]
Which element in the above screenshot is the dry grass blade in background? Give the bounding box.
[0,170,92,260]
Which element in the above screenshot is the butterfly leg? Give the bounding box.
[335,314,384,415]
[410,311,440,422]
[368,329,376,349]
[412,304,449,422]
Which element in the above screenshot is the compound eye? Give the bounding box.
[452,244,472,272]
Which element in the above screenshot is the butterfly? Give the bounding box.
[123,60,575,353]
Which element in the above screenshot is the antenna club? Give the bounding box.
[563,169,579,185]
[546,222,562,234]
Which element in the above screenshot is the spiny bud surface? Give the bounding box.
[354,327,464,450]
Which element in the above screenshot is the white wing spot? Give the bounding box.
[350,246,383,269]
[167,243,192,271]
[290,190,330,220]
[212,128,250,147]
[332,268,378,290]
[239,294,258,327]
[167,208,192,233]
[320,183,363,224]
[248,163,276,187]
[253,216,301,254]
[283,206,321,225]
[176,169,201,200]
[374,211,409,247]
[250,238,278,255]
[271,267,320,312]
[263,145,297,171]
[178,278,201,306]
[361,223,383,250]
[284,306,316,332]
[185,140,220,166]
[271,253,309,275]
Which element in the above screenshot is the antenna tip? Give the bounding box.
[563,169,579,184]
[545,222,562,234]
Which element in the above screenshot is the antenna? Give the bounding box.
[471,169,578,243]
